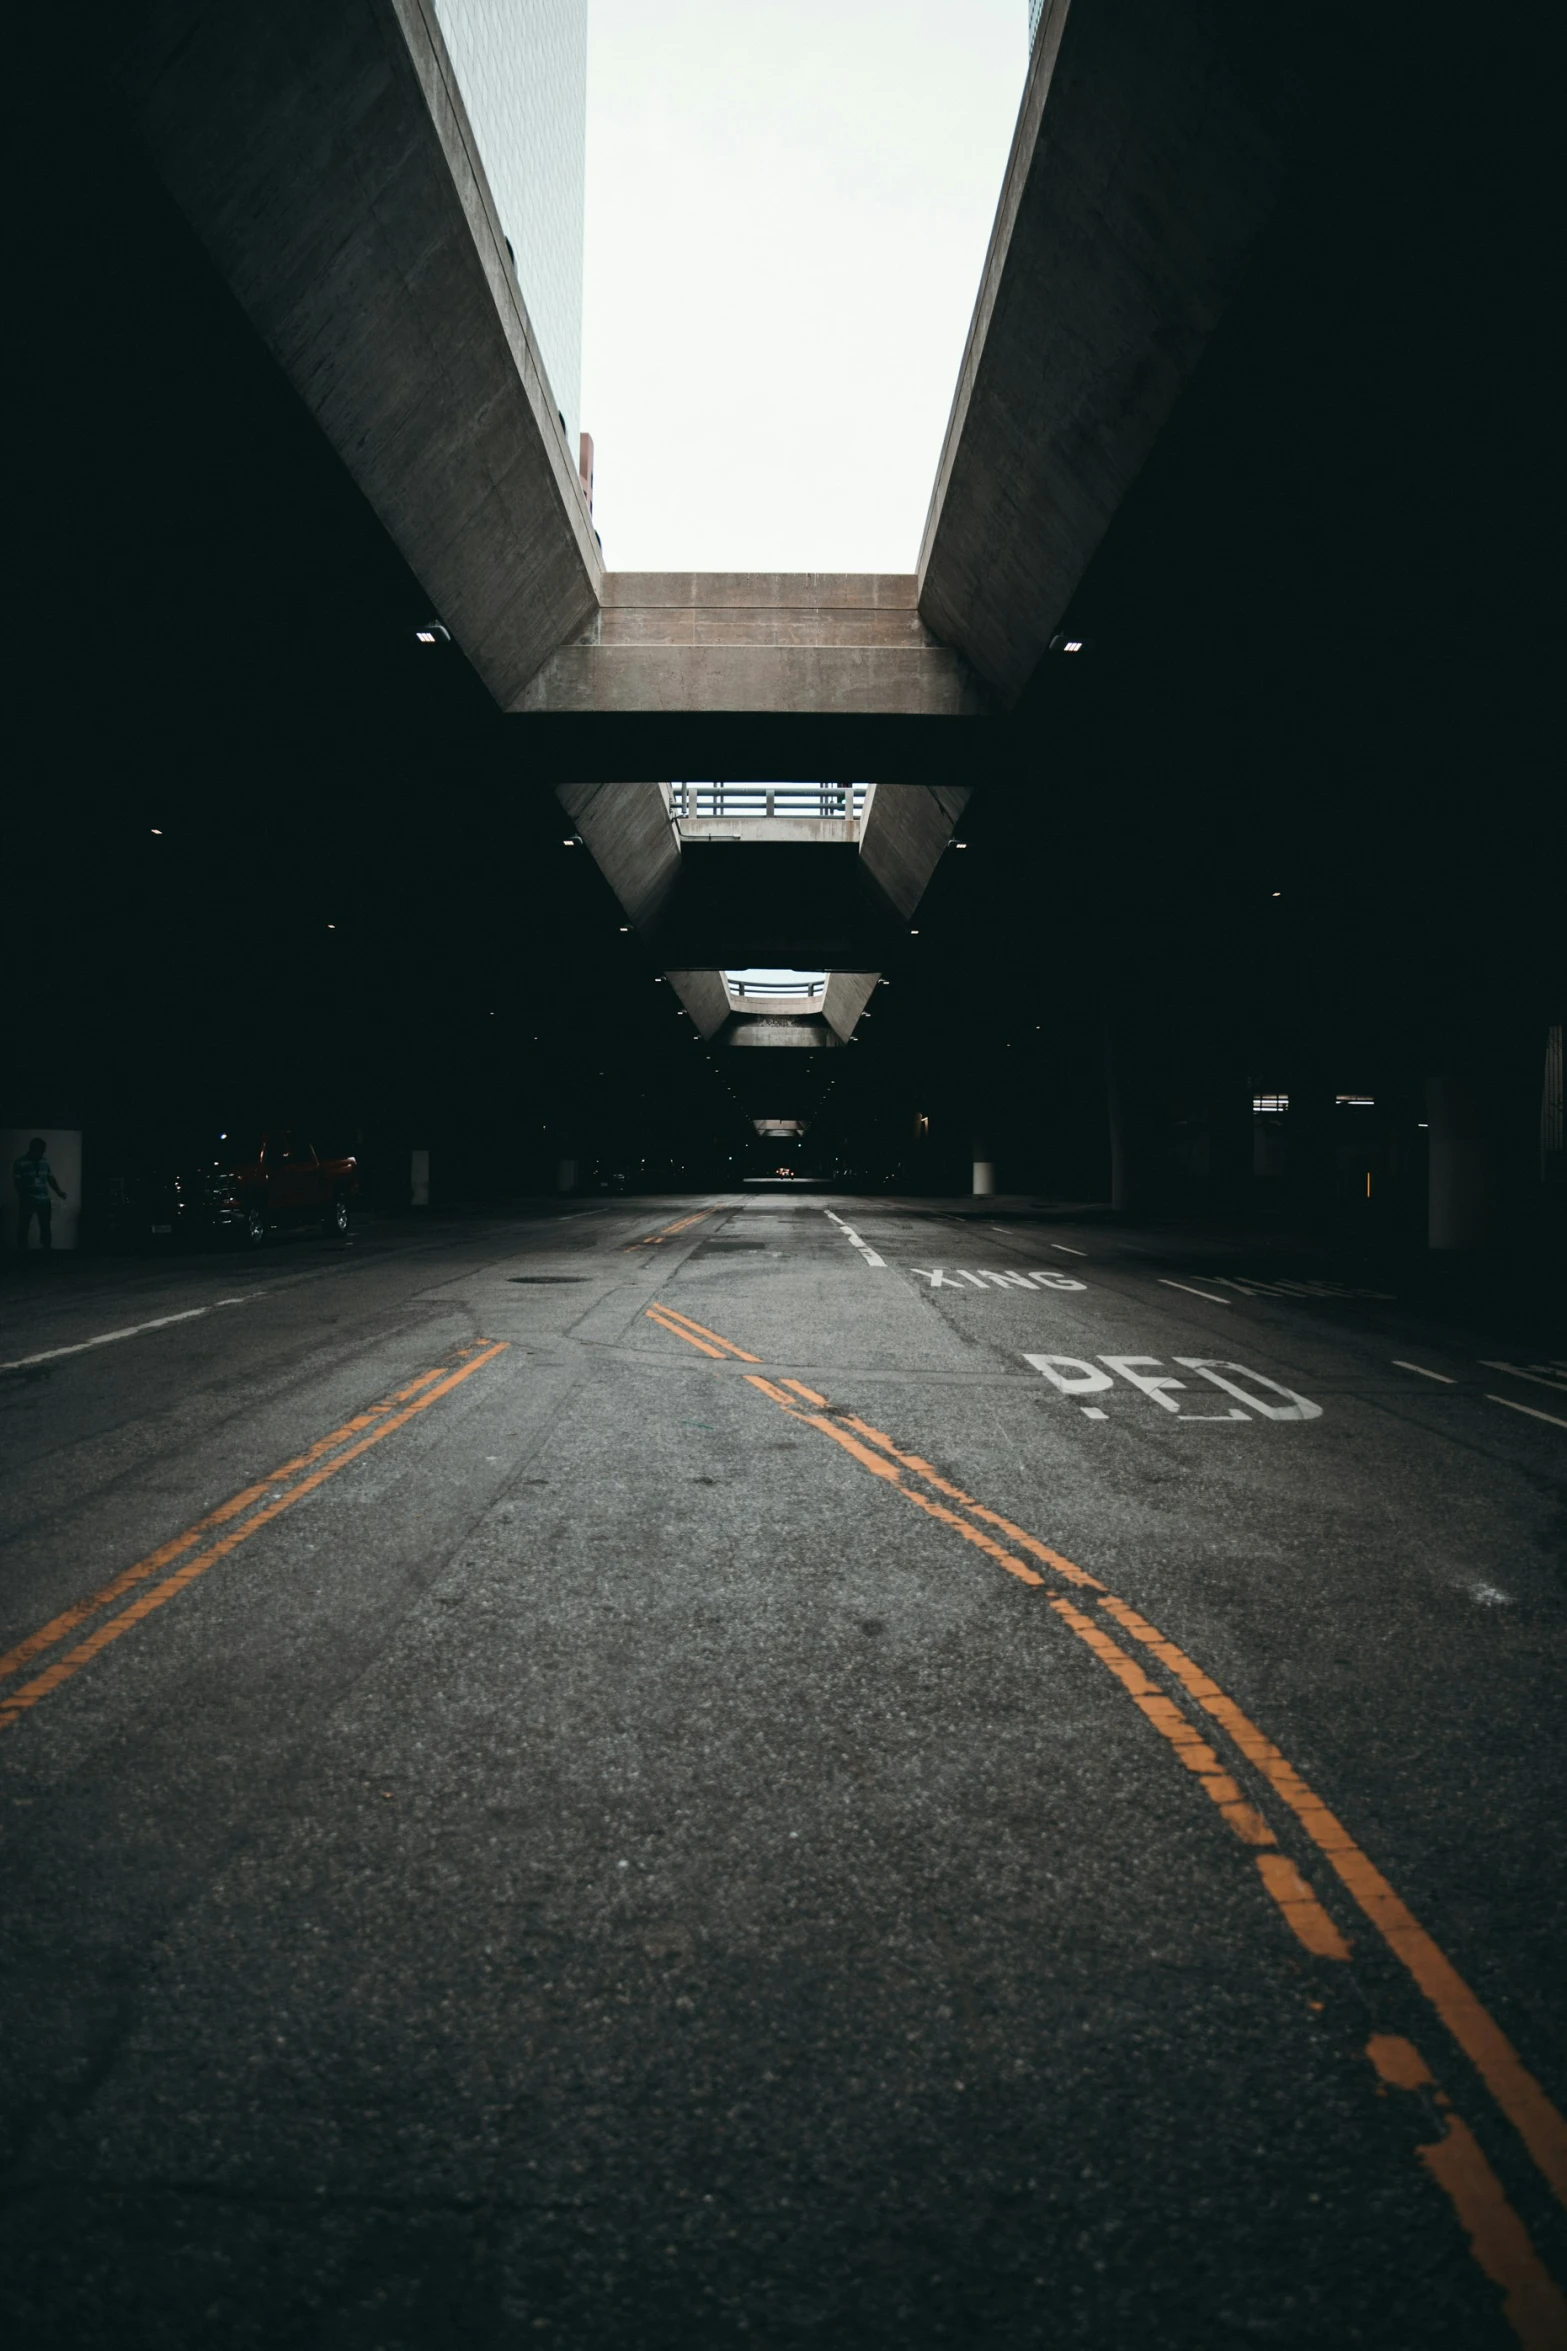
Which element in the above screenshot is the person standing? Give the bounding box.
[13,1137,66,1253]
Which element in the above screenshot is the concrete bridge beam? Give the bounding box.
[919,0,1287,706]
[133,0,601,707]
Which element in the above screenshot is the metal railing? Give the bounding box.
[670,782,867,821]
[728,977,825,1000]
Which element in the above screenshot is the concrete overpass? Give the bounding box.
[8,11,1566,2339]
[92,0,1555,1241]
[131,0,1286,733]
[123,0,1296,1174]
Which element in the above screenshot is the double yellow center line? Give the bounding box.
[645,1300,1567,2348]
[0,1339,508,1734]
[623,1210,712,1252]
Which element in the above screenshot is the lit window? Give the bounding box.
[1253,1092,1289,1114]
[1335,1093,1375,1108]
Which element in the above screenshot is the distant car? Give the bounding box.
[104,1129,359,1249]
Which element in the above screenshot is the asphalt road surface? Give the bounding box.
[2,1199,1565,2348]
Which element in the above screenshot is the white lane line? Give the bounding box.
[0,1292,263,1373]
[3,1306,208,1371]
[1479,1360,1567,1395]
[1158,1279,1231,1305]
[823,1210,885,1269]
[1080,1406,1108,1420]
[1051,1243,1086,1257]
[1487,1393,1567,1432]
[1394,1360,1455,1384]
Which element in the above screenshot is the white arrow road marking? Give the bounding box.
[823,1211,884,1269]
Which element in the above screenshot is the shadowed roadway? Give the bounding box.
[2,1200,1564,2346]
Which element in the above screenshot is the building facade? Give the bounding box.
[434,0,588,457]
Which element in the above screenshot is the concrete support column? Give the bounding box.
[409,1148,430,1209]
[971,1139,996,1196]
[1427,1076,1490,1249]
[1104,1021,1144,1212]
[556,1157,578,1195]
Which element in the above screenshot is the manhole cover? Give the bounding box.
[509,1274,588,1284]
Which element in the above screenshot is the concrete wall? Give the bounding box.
[857,784,971,923]
[556,782,678,929]
[517,574,984,715]
[728,1021,833,1051]
[664,971,733,1041]
[919,0,1284,704]
[134,0,601,708]
[822,973,879,1045]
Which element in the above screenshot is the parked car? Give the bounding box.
[100,1129,359,1249]
[204,1129,359,1245]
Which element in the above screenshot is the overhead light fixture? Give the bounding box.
[1063,640,1084,653]
[953,841,968,851]
[415,623,450,645]
[562,838,577,848]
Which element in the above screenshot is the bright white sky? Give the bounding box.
[582,1,1027,573]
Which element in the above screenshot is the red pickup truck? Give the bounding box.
[98,1129,360,1251]
[219,1130,359,1245]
